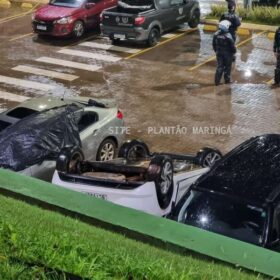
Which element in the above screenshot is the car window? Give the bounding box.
[158,0,170,9]
[170,0,184,6]
[6,107,38,119]
[0,120,12,132]
[177,190,267,246]
[77,112,98,132]
[49,0,84,8]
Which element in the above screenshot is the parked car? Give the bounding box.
[32,0,117,38]
[100,0,200,46]
[52,139,222,216]
[170,134,280,251]
[0,96,124,181]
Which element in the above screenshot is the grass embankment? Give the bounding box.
[209,4,280,26]
[0,195,265,280]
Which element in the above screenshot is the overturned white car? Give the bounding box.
[52,140,222,216]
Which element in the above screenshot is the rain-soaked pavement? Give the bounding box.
[0,1,279,155]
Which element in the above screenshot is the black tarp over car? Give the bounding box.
[0,104,82,172]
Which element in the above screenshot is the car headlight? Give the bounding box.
[55,17,73,24]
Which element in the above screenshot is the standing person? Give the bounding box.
[273,27,280,85]
[213,20,237,86]
[220,1,241,43]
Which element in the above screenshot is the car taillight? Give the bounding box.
[117,110,123,119]
[135,16,145,26]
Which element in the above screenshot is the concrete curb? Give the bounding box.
[0,168,279,278]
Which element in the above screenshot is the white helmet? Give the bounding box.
[219,20,231,32]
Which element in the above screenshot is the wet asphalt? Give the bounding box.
[0,1,279,155]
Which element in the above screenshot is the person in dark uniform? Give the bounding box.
[273,27,280,85]
[220,1,241,43]
[213,20,237,86]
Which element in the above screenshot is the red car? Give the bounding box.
[32,0,117,38]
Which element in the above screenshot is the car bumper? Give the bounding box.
[100,24,149,41]
[52,170,169,216]
[32,20,74,37]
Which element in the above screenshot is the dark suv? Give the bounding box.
[100,0,200,46]
[170,134,280,251]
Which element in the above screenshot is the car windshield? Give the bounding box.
[177,190,267,245]
[49,0,84,8]
[118,0,153,9]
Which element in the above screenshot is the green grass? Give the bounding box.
[209,4,280,26]
[0,194,265,280]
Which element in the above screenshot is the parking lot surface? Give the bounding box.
[0,2,279,155]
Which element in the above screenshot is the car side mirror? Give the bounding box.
[85,2,95,9]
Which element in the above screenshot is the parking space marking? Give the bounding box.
[188,30,267,71]
[12,65,79,81]
[9,33,33,42]
[0,75,55,91]
[125,27,198,60]
[0,90,30,102]
[266,78,273,85]
[79,42,140,54]
[161,33,177,39]
[57,49,121,62]
[36,57,102,72]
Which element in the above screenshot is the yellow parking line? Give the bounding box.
[188,30,266,71]
[0,3,38,24]
[9,32,33,41]
[125,27,198,60]
[266,78,273,85]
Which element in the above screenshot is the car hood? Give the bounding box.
[35,5,80,21]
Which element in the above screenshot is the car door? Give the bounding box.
[157,0,174,31]
[169,0,189,26]
[84,0,104,28]
[77,111,100,160]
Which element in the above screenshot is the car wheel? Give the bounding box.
[111,38,120,45]
[118,139,150,161]
[196,148,222,168]
[147,28,160,47]
[188,9,200,28]
[56,146,84,173]
[147,155,174,209]
[73,20,85,38]
[96,138,117,161]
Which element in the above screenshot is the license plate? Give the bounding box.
[87,192,108,200]
[37,25,47,31]
[114,34,125,39]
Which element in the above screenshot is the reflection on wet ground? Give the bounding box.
[0,3,279,155]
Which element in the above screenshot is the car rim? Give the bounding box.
[203,152,221,167]
[74,22,84,37]
[100,143,115,161]
[159,162,172,194]
[150,30,158,45]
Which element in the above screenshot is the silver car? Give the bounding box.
[0,96,124,181]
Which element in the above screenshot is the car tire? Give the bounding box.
[56,146,84,173]
[147,27,160,47]
[96,138,117,161]
[188,9,200,28]
[147,155,174,209]
[196,148,222,168]
[73,20,85,38]
[118,139,150,160]
[111,38,120,45]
